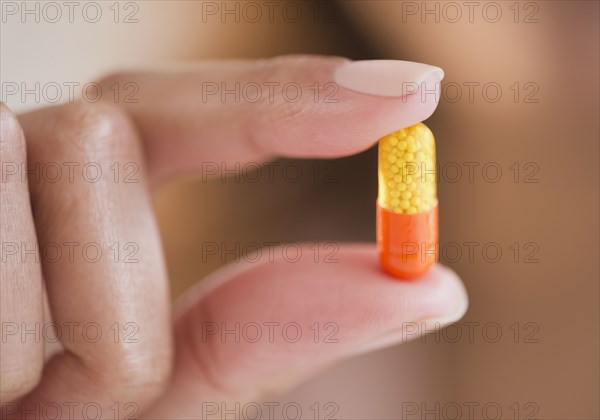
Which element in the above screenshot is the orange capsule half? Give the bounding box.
[376,123,439,280]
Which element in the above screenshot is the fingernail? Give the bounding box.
[334,60,444,98]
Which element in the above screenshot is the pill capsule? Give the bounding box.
[377,122,438,279]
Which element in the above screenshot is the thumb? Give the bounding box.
[143,244,467,419]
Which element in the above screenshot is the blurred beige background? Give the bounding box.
[2,1,598,418]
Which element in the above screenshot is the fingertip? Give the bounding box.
[275,75,442,159]
[425,264,469,321]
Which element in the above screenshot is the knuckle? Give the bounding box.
[93,345,172,400]
[0,363,43,403]
[0,103,26,156]
[96,71,128,89]
[47,102,140,162]
[96,72,139,105]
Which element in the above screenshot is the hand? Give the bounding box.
[1,55,468,419]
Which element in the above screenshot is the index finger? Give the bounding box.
[98,56,444,185]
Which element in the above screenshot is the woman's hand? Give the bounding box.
[1,55,468,419]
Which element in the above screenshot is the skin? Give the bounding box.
[0,55,468,419]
